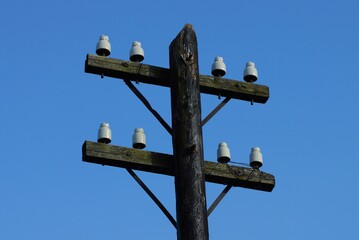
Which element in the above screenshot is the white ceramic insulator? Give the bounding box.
[97,122,112,144]
[96,35,111,56]
[132,128,146,149]
[217,142,231,163]
[211,56,226,77]
[129,41,145,62]
[243,61,258,82]
[249,146,263,168]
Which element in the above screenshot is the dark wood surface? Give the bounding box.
[169,24,208,240]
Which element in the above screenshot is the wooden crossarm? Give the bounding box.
[85,54,270,103]
[82,141,275,192]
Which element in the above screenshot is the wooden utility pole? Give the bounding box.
[170,24,208,240]
[82,24,275,240]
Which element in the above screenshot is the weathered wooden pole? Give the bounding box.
[170,24,209,240]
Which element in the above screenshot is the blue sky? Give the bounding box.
[1,0,358,239]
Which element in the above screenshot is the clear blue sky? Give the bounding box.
[1,0,358,239]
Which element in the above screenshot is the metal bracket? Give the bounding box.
[126,168,177,229]
[201,97,231,126]
[207,185,232,217]
[124,80,172,135]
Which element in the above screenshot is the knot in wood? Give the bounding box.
[121,62,129,67]
[187,144,197,154]
[181,53,195,65]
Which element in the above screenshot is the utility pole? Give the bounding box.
[170,24,208,240]
[82,24,275,240]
